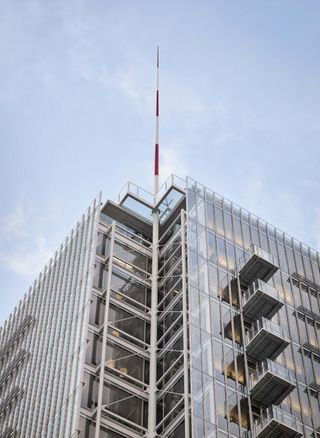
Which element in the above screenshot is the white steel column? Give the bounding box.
[147,208,159,438]
[181,210,190,438]
[95,221,116,438]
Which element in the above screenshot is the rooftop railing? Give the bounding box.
[115,181,155,206]
[114,175,186,207]
[155,175,186,204]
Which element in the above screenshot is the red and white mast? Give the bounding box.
[148,47,160,438]
[154,46,160,194]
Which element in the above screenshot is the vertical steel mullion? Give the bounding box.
[15,285,35,432]
[24,266,51,437]
[66,200,99,436]
[45,240,73,438]
[35,251,61,436]
[56,216,86,437]
[147,208,159,438]
[19,277,43,435]
[72,196,102,437]
[95,221,116,438]
[50,233,76,437]
[30,257,57,436]
[0,299,18,432]
[181,210,190,438]
[38,247,64,435]
[63,213,91,437]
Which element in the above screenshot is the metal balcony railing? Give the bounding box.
[238,245,279,286]
[253,406,303,438]
[245,317,289,362]
[249,359,296,406]
[115,175,186,207]
[115,182,155,207]
[242,279,283,320]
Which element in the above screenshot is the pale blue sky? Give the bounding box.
[1,0,320,324]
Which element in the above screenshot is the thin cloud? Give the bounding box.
[0,237,53,278]
[0,204,54,278]
[313,208,320,251]
[161,141,189,180]
[1,204,28,239]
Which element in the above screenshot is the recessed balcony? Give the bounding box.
[245,318,289,362]
[242,279,284,321]
[249,359,296,407]
[225,353,245,384]
[239,245,279,287]
[253,406,303,438]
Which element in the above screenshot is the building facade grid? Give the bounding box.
[1,176,320,438]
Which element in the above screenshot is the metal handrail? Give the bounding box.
[114,175,186,208]
[249,359,295,389]
[242,279,280,306]
[253,406,303,435]
[238,244,278,273]
[246,317,289,346]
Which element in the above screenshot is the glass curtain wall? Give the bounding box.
[186,177,320,438]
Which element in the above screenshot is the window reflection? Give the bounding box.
[206,201,214,230]
[214,207,224,237]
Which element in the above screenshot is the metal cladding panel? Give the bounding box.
[0,194,101,438]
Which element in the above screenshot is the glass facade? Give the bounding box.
[1,175,320,438]
[187,177,320,438]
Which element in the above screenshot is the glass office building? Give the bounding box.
[0,175,319,438]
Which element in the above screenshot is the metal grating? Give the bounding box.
[243,289,283,321]
[291,272,320,293]
[250,372,295,407]
[246,330,289,362]
[256,421,302,438]
[302,343,320,358]
[308,382,320,394]
[296,306,320,324]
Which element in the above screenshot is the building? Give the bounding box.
[0,174,320,438]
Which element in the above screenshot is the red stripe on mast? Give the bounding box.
[155,144,159,176]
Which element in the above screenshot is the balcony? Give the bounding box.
[253,406,303,438]
[249,360,296,407]
[239,245,278,287]
[245,318,289,362]
[242,280,283,321]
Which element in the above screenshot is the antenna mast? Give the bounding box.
[148,46,160,438]
[154,46,160,195]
